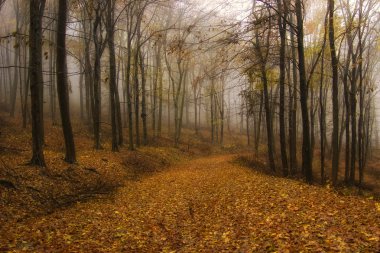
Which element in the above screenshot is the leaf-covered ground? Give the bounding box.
[0,113,189,224]
[1,155,379,252]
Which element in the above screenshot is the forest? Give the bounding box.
[0,0,379,251]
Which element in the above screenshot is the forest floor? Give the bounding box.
[1,154,379,252]
[1,112,380,252]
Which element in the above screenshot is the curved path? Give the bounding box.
[1,155,379,252]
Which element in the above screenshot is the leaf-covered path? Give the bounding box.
[1,155,379,252]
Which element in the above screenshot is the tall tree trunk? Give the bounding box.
[79,62,84,120]
[342,42,351,183]
[255,91,263,157]
[22,33,30,128]
[82,14,92,125]
[157,59,163,136]
[319,48,326,183]
[152,43,160,136]
[56,0,76,163]
[254,26,275,171]
[262,69,275,172]
[289,11,298,175]
[194,85,198,134]
[134,21,142,147]
[10,9,20,117]
[357,0,364,187]
[176,67,187,145]
[5,39,11,109]
[328,0,340,186]
[277,0,288,176]
[115,49,123,146]
[296,0,312,183]
[349,49,357,185]
[310,88,316,163]
[319,14,328,184]
[126,29,134,150]
[140,49,148,145]
[29,0,46,167]
[92,6,104,150]
[107,0,119,152]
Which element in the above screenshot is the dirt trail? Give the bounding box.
[1,155,379,252]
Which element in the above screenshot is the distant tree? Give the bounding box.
[252,4,276,172]
[47,0,57,125]
[139,49,148,145]
[9,0,21,118]
[164,7,192,147]
[0,0,6,10]
[133,5,143,147]
[124,1,140,151]
[319,11,328,184]
[288,11,298,175]
[78,0,93,125]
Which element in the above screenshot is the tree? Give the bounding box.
[91,1,108,149]
[56,0,76,163]
[164,4,193,147]
[139,49,148,145]
[0,0,6,10]
[9,0,21,117]
[319,10,328,184]
[328,0,339,186]
[295,0,313,183]
[277,0,288,176]
[106,0,119,152]
[29,0,46,167]
[288,11,298,175]
[48,0,57,125]
[252,4,276,172]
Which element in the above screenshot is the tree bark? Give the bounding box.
[126,13,134,151]
[134,18,142,147]
[106,0,119,152]
[139,49,148,145]
[254,27,275,172]
[289,11,298,175]
[296,0,313,183]
[10,8,20,118]
[277,0,288,176]
[29,0,46,167]
[328,0,340,186]
[56,0,76,163]
[92,4,106,149]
